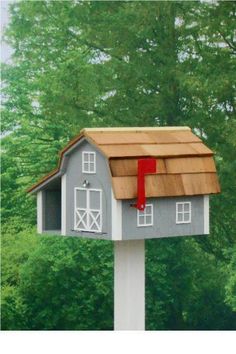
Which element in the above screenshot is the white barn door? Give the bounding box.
[74,188,102,233]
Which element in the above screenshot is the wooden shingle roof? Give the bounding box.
[28,127,220,198]
[83,127,211,158]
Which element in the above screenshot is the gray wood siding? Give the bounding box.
[122,196,205,240]
[64,140,112,239]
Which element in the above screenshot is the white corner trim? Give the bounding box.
[37,191,43,233]
[111,190,122,240]
[204,195,210,234]
[61,173,67,235]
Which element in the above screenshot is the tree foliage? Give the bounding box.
[146,238,236,330]
[1,222,113,330]
[1,0,236,330]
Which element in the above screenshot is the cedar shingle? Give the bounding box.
[99,143,212,158]
[112,173,220,200]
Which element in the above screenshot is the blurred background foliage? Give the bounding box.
[1,0,236,329]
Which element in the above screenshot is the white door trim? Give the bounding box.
[74,187,102,233]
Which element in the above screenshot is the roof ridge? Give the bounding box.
[82,126,190,133]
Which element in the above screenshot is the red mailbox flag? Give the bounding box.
[134,158,157,211]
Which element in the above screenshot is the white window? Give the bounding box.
[74,188,102,233]
[176,202,191,224]
[82,151,96,174]
[137,204,153,227]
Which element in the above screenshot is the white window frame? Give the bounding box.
[82,151,96,174]
[137,204,153,227]
[74,187,102,233]
[176,202,191,224]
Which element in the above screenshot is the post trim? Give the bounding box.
[111,190,122,240]
[204,195,209,234]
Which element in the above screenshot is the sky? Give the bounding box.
[1,0,14,63]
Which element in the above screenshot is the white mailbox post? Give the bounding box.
[114,240,145,330]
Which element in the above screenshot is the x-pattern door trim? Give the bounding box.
[74,188,102,233]
[75,208,87,230]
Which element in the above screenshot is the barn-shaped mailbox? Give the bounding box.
[28,127,220,240]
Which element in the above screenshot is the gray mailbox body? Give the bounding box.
[28,127,220,241]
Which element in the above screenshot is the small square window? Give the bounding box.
[178,203,184,213]
[184,212,190,222]
[82,152,96,174]
[184,203,189,212]
[177,213,184,223]
[137,204,153,227]
[83,154,89,162]
[176,202,191,224]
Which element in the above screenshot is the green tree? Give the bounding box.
[1,0,236,330]
[1,222,113,330]
[224,246,236,312]
[2,2,236,250]
[18,237,114,330]
[146,237,236,330]
[1,221,39,329]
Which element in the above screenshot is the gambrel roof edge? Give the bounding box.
[27,134,99,193]
[28,127,220,196]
